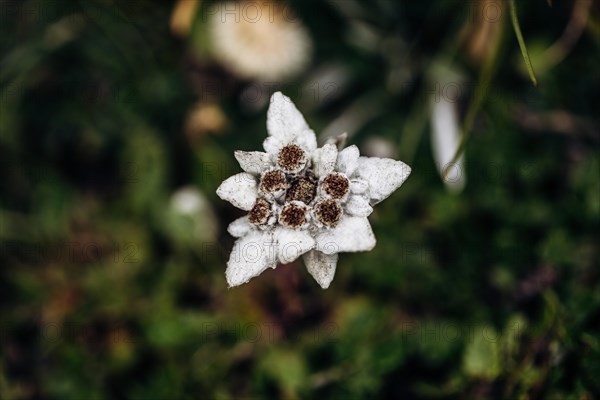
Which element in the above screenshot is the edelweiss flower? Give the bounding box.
[217,92,411,289]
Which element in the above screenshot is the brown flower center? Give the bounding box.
[248,198,272,225]
[279,201,308,228]
[277,144,307,173]
[286,177,317,204]
[322,173,350,200]
[314,199,342,227]
[260,169,287,194]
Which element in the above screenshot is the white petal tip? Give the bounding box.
[234,150,271,175]
[357,157,411,205]
[216,173,258,211]
[303,250,338,289]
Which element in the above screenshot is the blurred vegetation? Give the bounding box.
[1,0,599,399]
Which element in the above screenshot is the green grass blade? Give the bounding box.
[509,0,538,87]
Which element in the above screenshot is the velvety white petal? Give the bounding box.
[356,157,411,205]
[234,151,272,175]
[226,231,277,287]
[303,250,338,289]
[312,143,338,177]
[350,179,368,194]
[216,173,258,211]
[315,216,376,255]
[336,145,360,176]
[295,129,317,153]
[275,227,315,264]
[227,216,252,238]
[345,195,373,217]
[267,92,310,140]
[263,136,284,155]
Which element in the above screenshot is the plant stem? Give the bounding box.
[509,0,538,87]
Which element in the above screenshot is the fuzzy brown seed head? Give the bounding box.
[279,201,308,228]
[314,199,342,227]
[286,177,317,204]
[277,144,307,173]
[260,169,287,194]
[248,198,272,225]
[322,173,350,200]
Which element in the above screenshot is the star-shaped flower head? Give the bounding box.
[217,92,411,289]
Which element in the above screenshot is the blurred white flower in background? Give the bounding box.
[166,186,218,245]
[217,92,411,288]
[208,1,312,81]
[430,63,467,193]
[171,186,206,215]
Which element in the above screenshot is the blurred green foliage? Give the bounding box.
[1,0,599,399]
